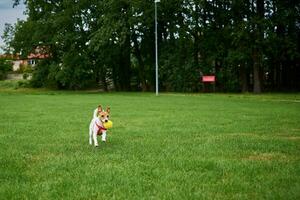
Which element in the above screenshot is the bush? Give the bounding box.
[23,73,29,79]
[0,71,6,80]
[30,60,51,88]
[17,80,31,88]
[0,80,31,89]
[0,58,12,80]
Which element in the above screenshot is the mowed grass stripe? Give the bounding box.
[0,92,299,199]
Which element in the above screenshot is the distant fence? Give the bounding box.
[6,73,32,80]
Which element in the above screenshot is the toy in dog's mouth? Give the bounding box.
[103,120,113,129]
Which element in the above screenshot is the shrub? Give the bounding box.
[17,80,31,88]
[23,73,29,80]
[0,58,12,80]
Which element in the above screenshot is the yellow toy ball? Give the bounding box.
[103,120,113,129]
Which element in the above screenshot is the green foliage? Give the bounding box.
[0,58,12,80]
[30,60,51,88]
[160,40,200,92]
[1,23,15,54]
[7,0,300,92]
[0,79,31,89]
[16,80,31,88]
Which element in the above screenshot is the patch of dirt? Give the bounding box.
[246,153,281,161]
[244,152,298,162]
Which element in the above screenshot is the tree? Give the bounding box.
[1,23,15,54]
[8,0,300,92]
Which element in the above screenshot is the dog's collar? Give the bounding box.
[96,123,107,131]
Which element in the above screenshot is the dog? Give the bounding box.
[89,105,110,147]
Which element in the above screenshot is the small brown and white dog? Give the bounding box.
[89,105,110,147]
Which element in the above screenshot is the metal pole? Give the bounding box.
[155,1,158,96]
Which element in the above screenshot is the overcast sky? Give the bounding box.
[0,0,27,53]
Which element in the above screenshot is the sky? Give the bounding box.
[0,0,27,53]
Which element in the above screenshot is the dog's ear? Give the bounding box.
[106,107,110,113]
[98,105,103,112]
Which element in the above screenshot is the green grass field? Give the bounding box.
[0,88,300,199]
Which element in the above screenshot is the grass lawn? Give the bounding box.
[0,88,299,199]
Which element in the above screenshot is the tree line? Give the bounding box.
[3,0,300,92]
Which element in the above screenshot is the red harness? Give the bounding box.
[96,123,107,135]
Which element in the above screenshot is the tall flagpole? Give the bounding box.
[155,0,160,96]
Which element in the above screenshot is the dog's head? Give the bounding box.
[97,105,110,123]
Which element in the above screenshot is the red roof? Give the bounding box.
[27,53,49,59]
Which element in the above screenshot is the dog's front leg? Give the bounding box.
[89,131,93,145]
[93,132,98,147]
[89,120,94,145]
[101,131,107,142]
[92,126,99,147]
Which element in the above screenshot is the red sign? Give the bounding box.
[202,76,215,82]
